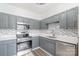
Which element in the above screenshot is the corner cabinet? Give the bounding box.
[32,36,39,49]
[39,37,56,55]
[0,39,16,56]
[40,21,48,29]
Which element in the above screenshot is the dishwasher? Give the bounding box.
[56,41,75,56]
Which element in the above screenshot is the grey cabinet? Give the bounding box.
[32,20,40,29]
[0,13,9,29]
[32,37,39,49]
[0,13,3,29]
[40,21,48,29]
[58,12,67,29]
[0,12,17,29]
[39,37,46,49]
[2,13,9,29]
[17,16,40,30]
[58,7,78,34]
[0,44,7,56]
[28,19,40,29]
[8,15,17,29]
[7,40,16,56]
[41,14,59,29]
[17,16,24,22]
[66,7,78,29]
[0,39,16,56]
[39,37,56,55]
[23,18,30,24]
[42,15,59,24]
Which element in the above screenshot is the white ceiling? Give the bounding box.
[8,3,61,18]
[8,3,79,20]
[8,3,55,15]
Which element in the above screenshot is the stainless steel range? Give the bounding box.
[17,22,32,52]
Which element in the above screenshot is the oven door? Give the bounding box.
[17,40,32,52]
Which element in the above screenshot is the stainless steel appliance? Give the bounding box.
[16,22,31,52]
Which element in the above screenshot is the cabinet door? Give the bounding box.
[32,37,39,49]
[39,37,47,50]
[32,21,40,29]
[45,38,56,55]
[0,13,3,29]
[0,44,7,56]
[43,15,58,24]
[28,19,40,30]
[58,12,67,29]
[40,21,48,29]
[7,40,16,56]
[2,13,9,29]
[17,16,24,22]
[49,40,56,55]
[23,18,30,24]
[8,15,17,29]
[0,13,9,29]
[66,7,78,29]
[39,37,56,55]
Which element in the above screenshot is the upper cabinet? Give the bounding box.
[0,13,9,29]
[8,15,17,29]
[17,16,24,23]
[0,12,40,30]
[40,21,48,29]
[40,14,59,29]
[0,12,17,29]
[58,7,78,34]
[17,16,40,30]
[42,15,59,24]
[58,12,67,29]
[40,6,79,34]
[66,7,78,29]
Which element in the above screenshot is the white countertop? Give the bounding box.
[41,35,78,45]
[0,35,16,41]
[29,31,78,45]
[0,29,17,41]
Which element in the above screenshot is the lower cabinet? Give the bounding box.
[32,37,39,49]
[0,39,16,56]
[7,42,16,56]
[0,44,7,56]
[39,37,56,55]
